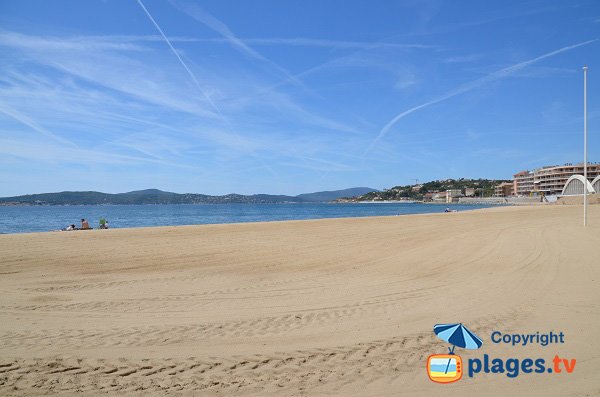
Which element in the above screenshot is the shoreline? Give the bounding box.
[0,200,491,206]
[0,203,501,236]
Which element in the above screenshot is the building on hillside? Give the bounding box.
[513,163,600,196]
[514,170,534,196]
[494,182,514,197]
[432,191,447,202]
[534,163,600,195]
[445,189,463,203]
[464,188,476,197]
[422,192,435,202]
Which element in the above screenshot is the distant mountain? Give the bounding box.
[0,187,377,206]
[0,189,300,205]
[296,187,378,202]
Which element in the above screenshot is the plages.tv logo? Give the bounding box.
[426,323,483,383]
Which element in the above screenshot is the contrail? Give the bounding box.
[235,37,431,50]
[169,0,306,88]
[135,0,279,178]
[170,0,387,142]
[0,103,77,147]
[366,39,598,153]
[135,0,221,115]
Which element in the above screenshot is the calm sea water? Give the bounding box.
[0,203,491,234]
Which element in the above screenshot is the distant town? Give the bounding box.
[342,162,600,204]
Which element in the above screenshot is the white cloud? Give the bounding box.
[0,27,367,179]
[83,34,431,50]
[169,0,305,87]
[394,67,419,90]
[442,54,484,63]
[0,103,76,147]
[227,37,432,50]
[0,31,145,52]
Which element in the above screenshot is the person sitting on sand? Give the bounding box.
[81,218,91,230]
[99,218,107,229]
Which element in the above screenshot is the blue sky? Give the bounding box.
[0,0,598,196]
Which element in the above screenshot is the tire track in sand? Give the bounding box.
[0,286,437,351]
[0,310,525,395]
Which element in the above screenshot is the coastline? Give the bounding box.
[1,204,599,395]
[5,205,485,236]
[0,201,493,235]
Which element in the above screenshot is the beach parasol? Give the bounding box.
[434,323,482,353]
[433,323,483,374]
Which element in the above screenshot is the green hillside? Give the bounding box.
[0,187,378,205]
[339,178,511,201]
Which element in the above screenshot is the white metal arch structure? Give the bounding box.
[561,175,595,196]
[592,175,600,194]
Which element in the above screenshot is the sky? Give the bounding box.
[0,0,599,196]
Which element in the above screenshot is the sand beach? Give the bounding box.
[0,205,599,396]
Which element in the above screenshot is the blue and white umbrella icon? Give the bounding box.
[433,323,482,375]
[433,323,483,354]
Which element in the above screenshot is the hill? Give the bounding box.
[0,187,377,205]
[337,178,511,202]
[0,190,300,205]
[296,187,377,202]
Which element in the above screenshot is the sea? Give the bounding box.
[0,202,492,234]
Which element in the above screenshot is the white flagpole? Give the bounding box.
[583,65,588,227]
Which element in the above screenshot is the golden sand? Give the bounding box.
[0,205,598,396]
